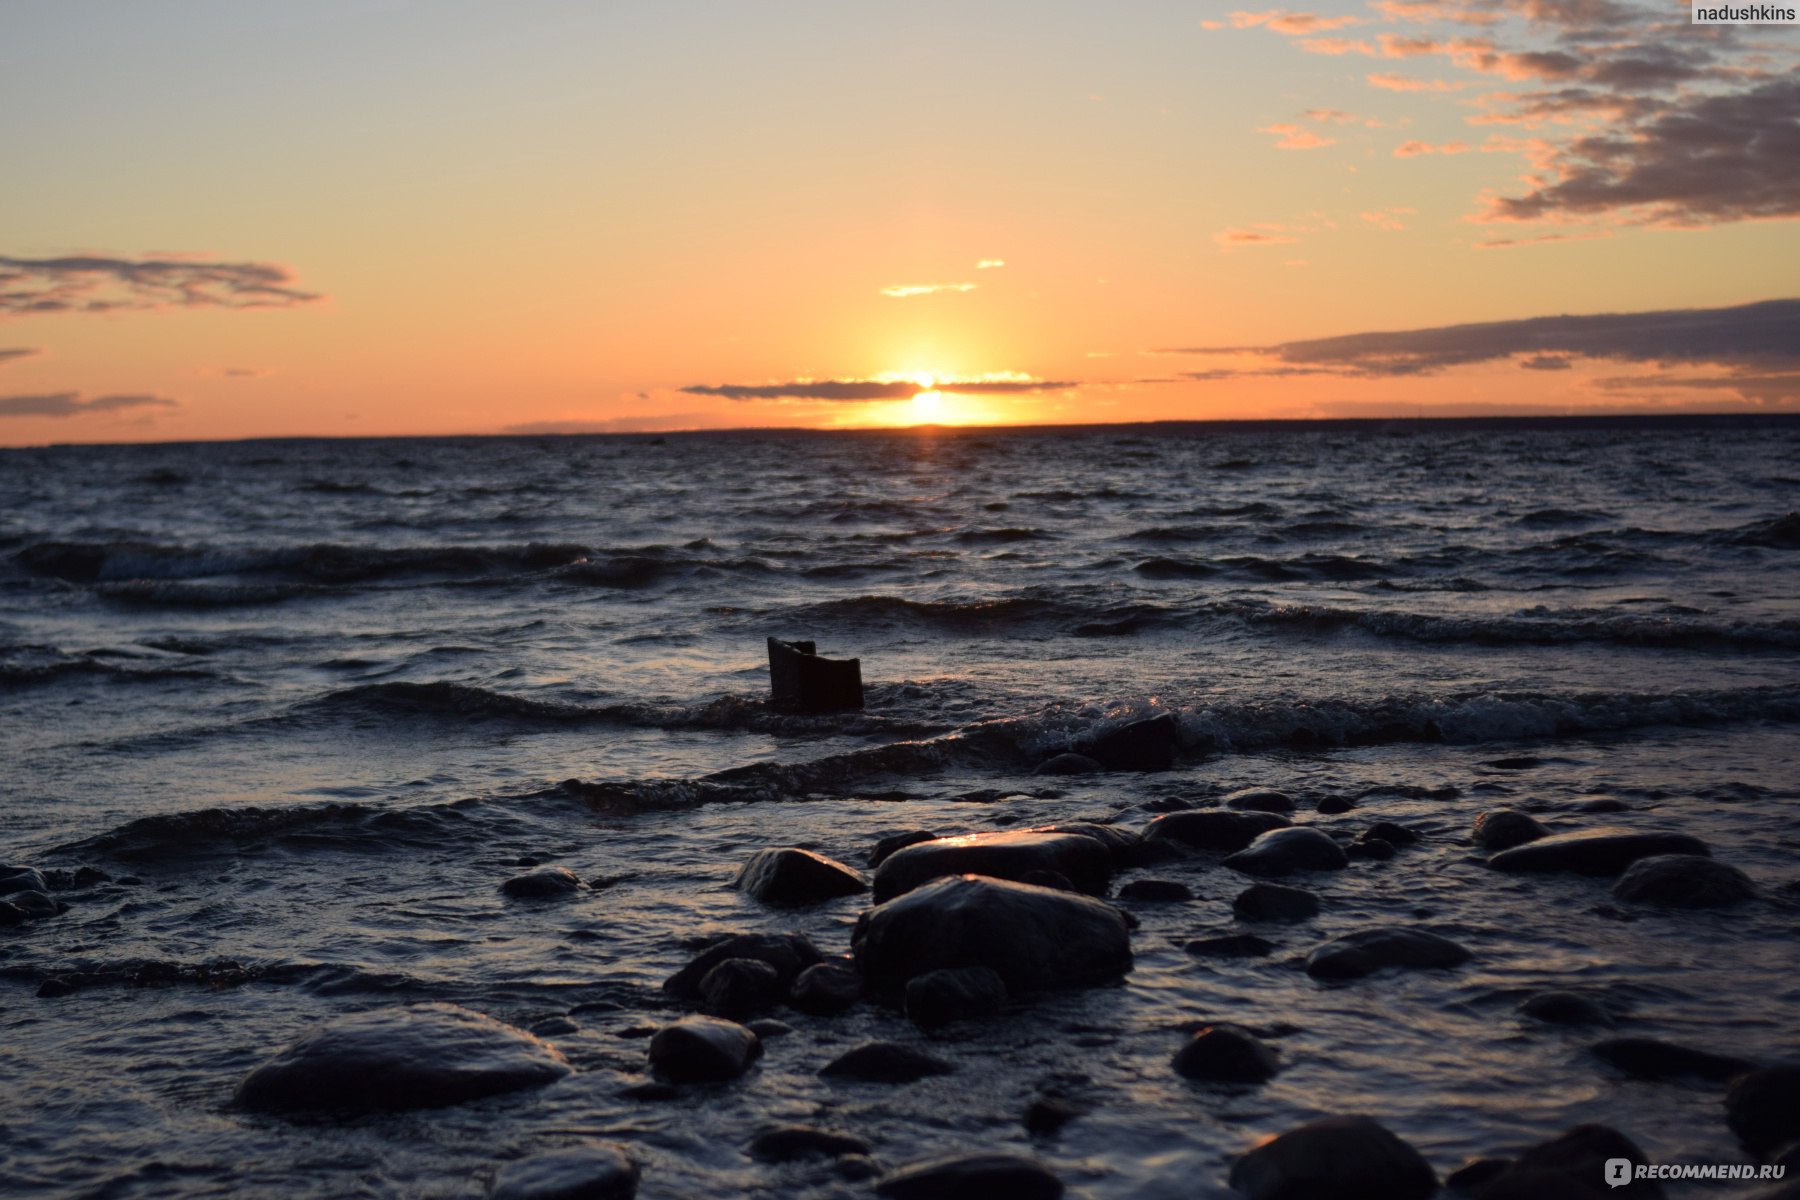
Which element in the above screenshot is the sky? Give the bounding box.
[3,0,1797,444]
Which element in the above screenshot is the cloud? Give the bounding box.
[1394,139,1472,156]
[1165,298,1800,377]
[976,259,1006,269]
[1261,123,1337,149]
[1304,107,1361,123]
[0,391,178,418]
[501,413,720,434]
[880,282,977,298]
[680,377,1076,402]
[1519,354,1574,369]
[1232,9,1362,33]
[0,347,39,367]
[1214,226,1303,249]
[1366,73,1466,90]
[0,254,321,317]
[1361,207,1416,230]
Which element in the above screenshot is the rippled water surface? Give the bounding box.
[2,419,1797,1197]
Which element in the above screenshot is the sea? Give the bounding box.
[2,416,1797,1198]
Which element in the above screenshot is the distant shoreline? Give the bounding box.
[8,410,1800,453]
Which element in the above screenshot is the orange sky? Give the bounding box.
[3,2,1797,444]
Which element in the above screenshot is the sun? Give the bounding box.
[910,388,945,421]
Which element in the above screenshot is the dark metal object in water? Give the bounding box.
[768,637,863,712]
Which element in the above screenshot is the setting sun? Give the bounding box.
[909,389,944,422]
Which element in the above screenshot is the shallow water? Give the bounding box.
[2,418,1797,1197]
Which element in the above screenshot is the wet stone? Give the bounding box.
[1479,1124,1665,1199]
[1224,788,1295,814]
[1171,1024,1279,1084]
[1233,882,1320,923]
[1519,991,1613,1027]
[1075,712,1179,772]
[1472,810,1551,852]
[749,1126,872,1163]
[820,1041,954,1083]
[501,867,582,899]
[1316,796,1355,814]
[1590,1037,1754,1083]
[0,899,28,926]
[1185,934,1275,958]
[7,890,59,918]
[647,1015,761,1083]
[872,829,1113,902]
[664,932,821,999]
[491,1145,639,1200]
[698,957,783,1020]
[1488,827,1708,876]
[1727,1066,1800,1158]
[1229,1115,1436,1200]
[1143,810,1289,852]
[529,1016,580,1038]
[905,965,1006,1029]
[1612,854,1757,907]
[1345,839,1395,862]
[1305,928,1471,981]
[787,961,862,1015]
[1224,827,1349,877]
[875,1152,1063,1200]
[869,830,937,868]
[0,866,47,896]
[235,1003,571,1113]
[745,1018,793,1039]
[1117,878,1193,902]
[1034,752,1102,776]
[734,847,868,906]
[1360,821,1420,846]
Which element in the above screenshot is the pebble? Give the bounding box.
[819,1041,954,1083]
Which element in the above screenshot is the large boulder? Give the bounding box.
[1305,928,1471,981]
[1488,827,1708,876]
[876,1152,1063,1200]
[1612,855,1756,907]
[906,966,1006,1029]
[235,1003,570,1113]
[664,932,821,999]
[1224,827,1348,877]
[872,829,1112,902]
[1229,1115,1436,1200]
[491,1146,639,1200]
[1472,810,1550,852]
[734,847,868,905]
[1476,1124,1665,1199]
[854,874,1132,994]
[1143,810,1290,852]
[1074,713,1180,772]
[647,1015,761,1083]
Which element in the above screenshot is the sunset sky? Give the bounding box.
[4,0,1797,443]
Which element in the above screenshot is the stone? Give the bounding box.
[1472,810,1551,851]
[1024,1096,1090,1136]
[1590,1037,1754,1083]
[7,890,58,918]
[1316,796,1355,814]
[869,830,936,868]
[235,1003,570,1113]
[1034,753,1102,776]
[905,966,1006,1028]
[1144,810,1290,852]
[1074,712,1180,772]
[1612,855,1756,907]
[530,1017,580,1038]
[698,957,783,1020]
[749,1126,872,1163]
[1117,878,1193,901]
[767,636,862,712]
[788,961,863,1015]
[876,1153,1063,1200]
[746,1019,792,1039]
[491,1145,638,1200]
[37,976,79,998]
[1224,788,1295,814]
[734,847,868,905]
[1488,827,1708,876]
[664,932,821,999]
[1233,883,1320,923]
[0,866,48,896]
[0,899,28,926]
[1171,1024,1279,1083]
[1442,1158,1510,1193]
[872,829,1113,902]
[501,867,583,899]
[1185,934,1275,958]
[1044,821,1141,864]
[1345,839,1395,862]
[1305,928,1471,980]
[1728,1066,1800,1158]
[854,875,1132,994]
[1224,827,1349,877]
[820,1041,954,1083]
[1360,821,1420,846]
[1229,1115,1435,1200]
[647,1015,761,1083]
[1519,991,1613,1027]
[1479,1124,1665,1198]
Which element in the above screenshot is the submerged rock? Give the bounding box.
[647,1015,761,1083]
[1224,827,1349,877]
[235,1003,570,1113]
[491,1145,639,1200]
[906,965,1007,1029]
[876,1152,1063,1200]
[1171,1024,1279,1083]
[501,867,583,899]
[1727,1066,1800,1158]
[664,932,822,999]
[854,875,1132,994]
[734,847,868,905]
[788,961,863,1015]
[1305,928,1471,980]
[7,890,58,919]
[1185,934,1276,958]
[1117,878,1193,902]
[698,957,783,1020]
[749,1126,872,1163]
[1143,810,1290,852]
[872,829,1112,902]
[1478,1124,1666,1199]
[1034,753,1102,776]
[1075,712,1179,772]
[1233,882,1320,923]
[820,1041,954,1083]
[1224,788,1295,814]
[0,866,48,896]
[1590,1037,1754,1083]
[1488,827,1708,876]
[1472,810,1549,852]
[1229,1115,1435,1200]
[1519,991,1613,1027]
[1612,854,1756,907]
[1360,821,1420,847]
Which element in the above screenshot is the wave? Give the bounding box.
[58,796,500,863]
[0,643,214,686]
[13,539,596,585]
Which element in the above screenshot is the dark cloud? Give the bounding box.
[1519,354,1574,370]
[1488,77,1800,225]
[502,413,718,434]
[681,378,1076,402]
[0,255,320,317]
[0,391,178,418]
[1167,298,1800,377]
[0,347,39,366]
